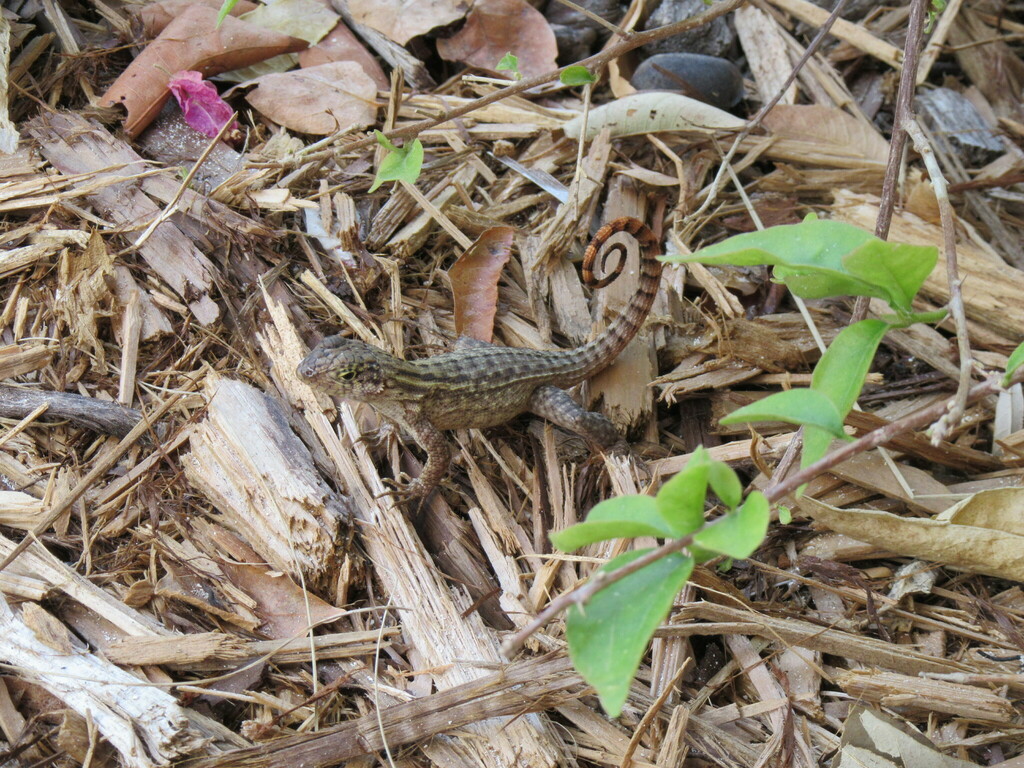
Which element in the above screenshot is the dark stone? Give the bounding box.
[631,53,744,109]
[640,0,735,58]
[545,0,624,62]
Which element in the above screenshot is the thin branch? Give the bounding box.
[901,118,973,444]
[852,0,929,321]
[550,0,630,38]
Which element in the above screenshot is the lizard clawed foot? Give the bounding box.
[375,474,429,504]
[357,423,400,449]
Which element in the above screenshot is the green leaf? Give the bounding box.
[496,52,521,79]
[560,66,597,86]
[812,319,888,417]
[693,492,769,559]
[217,0,240,25]
[802,424,840,470]
[720,389,848,439]
[668,215,938,312]
[707,458,743,508]
[879,308,948,327]
[1005,341,1024,387]
[842,241,938,313]
[566,550,694,716]
[550,496,677,551]
[803,319,886,467]
[369,133,424,192]
[654,446,709,536]
[374,129,398,152]
[778,505,792,524]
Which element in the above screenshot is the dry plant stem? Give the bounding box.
[0,384,142,437]
[0,391,184,573]
[306,0,745,160]
[852,0,928,322]
[503,368,1024,656]
[901,118,973,443]
[690,0,851,221]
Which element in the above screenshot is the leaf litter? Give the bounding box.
[1,0,1024,766]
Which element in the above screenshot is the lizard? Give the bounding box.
[297,216,663,498]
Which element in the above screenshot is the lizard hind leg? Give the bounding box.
[528,384,623,449]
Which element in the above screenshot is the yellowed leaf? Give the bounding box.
[563,92,745,141]
[797,489,1024,583]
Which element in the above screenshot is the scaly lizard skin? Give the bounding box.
[297,217,662,498]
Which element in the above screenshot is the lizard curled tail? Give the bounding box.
[559,217,663,387]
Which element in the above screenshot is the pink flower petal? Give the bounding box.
[168,70,240,138]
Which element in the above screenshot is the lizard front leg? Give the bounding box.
[385,408,452,499]
[528,384,623,448]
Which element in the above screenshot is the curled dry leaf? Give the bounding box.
[348,0,470,46]
[449,227,515,341]
[837,707,981,768]
[798,488,1024,583]
[299,19,389,90]
[563,92,745,141]
[437,0,558,79]
[101,5,307,137]
[245,61,378,135]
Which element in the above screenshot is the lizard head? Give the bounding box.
[297,335,392,399]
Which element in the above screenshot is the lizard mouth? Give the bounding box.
[296,352,329,381]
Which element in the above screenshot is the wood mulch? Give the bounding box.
[1,1,1023,766]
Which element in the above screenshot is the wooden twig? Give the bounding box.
[852,0,929,322]
[185,655,582,768]
[549,0,631,38]
[0,383,142,437]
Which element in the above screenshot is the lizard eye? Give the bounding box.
[336,368,357,381]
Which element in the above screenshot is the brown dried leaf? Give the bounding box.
[299,19,389,90]
[763,104,889,163]
[245,61,378,135]
[220,561,346,639]
[449,226,514,341]
[437,0,557,78]
[100,5,308,137]
[136,0,258,37]
[348,0,470,46]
